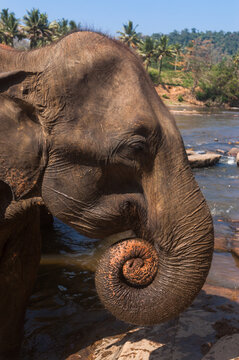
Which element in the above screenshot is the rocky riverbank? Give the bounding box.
[186,147,239,168]
[67,278,239,359]
[155,84,205,107]
[155,84,239,109]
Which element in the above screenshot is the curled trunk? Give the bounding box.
[96,225,213,325]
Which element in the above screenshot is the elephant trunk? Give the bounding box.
[95,149,214,325]
[95,229,213,325]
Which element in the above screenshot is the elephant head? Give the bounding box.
[0,31,214,325]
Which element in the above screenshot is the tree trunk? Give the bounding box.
[158,56,163,82]
[175,54,178,71]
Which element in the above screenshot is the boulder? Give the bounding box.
[228,147,239,156]
[202,334,239,360]
[216,149,227,155]
[66,271,239,360]
[214,236,228,252]
[186,149,195,156]
[186,150,221,168]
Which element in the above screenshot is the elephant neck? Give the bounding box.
[0,48,18,72]
[0,47,47,73]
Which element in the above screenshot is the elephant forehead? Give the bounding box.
[51,115,160,158]
[45,37,148,101]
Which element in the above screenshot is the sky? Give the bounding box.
[1,0,239,36]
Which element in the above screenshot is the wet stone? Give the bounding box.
[202,334,239,360]
[228,147,239,156]
[214,237,228,252]
[231,227,239,258]
[186,150,221,168]
[216,149,227,155]
[206,252,239,289]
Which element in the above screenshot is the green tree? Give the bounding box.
[138,36,156,70]
[155,35,175,77]
[23,8,53,48]
[184,39,213,93]
[196,60,239,106]
[0,8,23,46]
[117,20,139,48]
[50,18,78,39]
[173,43,182,71]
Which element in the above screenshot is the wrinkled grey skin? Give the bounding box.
[0,32,214,357]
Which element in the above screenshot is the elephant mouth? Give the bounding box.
[103,230,136,245]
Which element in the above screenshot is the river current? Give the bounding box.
[22,106,239,359]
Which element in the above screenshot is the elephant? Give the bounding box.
[0,31,214,357]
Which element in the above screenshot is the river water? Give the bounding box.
[22,107,239,359]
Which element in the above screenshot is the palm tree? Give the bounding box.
[155,35,175,77]
[0,8,23,46]
[174,43,182,71]
[50,18,78,39]
[23,9,53,48]
[117,20,139,48]
[69,20,78,32]
[138,37,156,71]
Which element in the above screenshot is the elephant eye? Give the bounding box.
[127,137,147,152]
[112,135,148,165]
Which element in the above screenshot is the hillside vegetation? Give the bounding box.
[152,29,239,57]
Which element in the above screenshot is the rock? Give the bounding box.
[228,147,239,156]
[216,149,227,155]
[237,153,239,166]
[69,278,239,360]
[87,327,167,360]
[187,152,221,168]
[207,253,239,289]
[214,237,228,252]
[202,334,239,359]
[232,247,239,258]
[186,149,195,156]
[231,227,239,258]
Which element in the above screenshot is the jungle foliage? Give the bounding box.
[152,29,239,56]
[0,8,78,48]
[196,60,239,106]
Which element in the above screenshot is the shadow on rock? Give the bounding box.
[69,285,239,360]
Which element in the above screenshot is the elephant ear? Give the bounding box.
[0,95,47,200]
[0,70,38,100]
